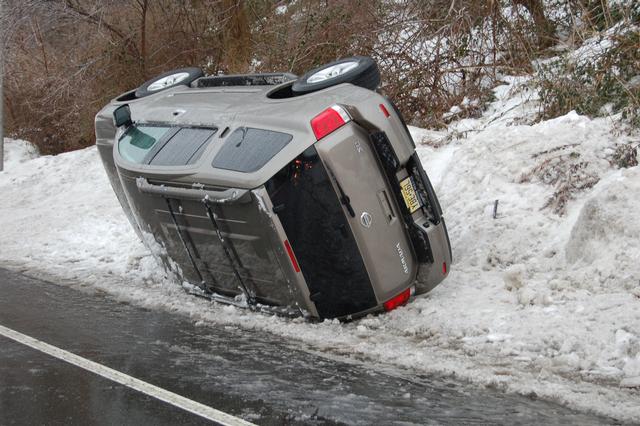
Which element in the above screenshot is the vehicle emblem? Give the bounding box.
[354,140,363,154]
[360,212,372,228]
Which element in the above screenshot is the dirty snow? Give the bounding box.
[1,77,639,422]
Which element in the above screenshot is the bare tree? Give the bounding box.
[512,0,556,49]
[2,0,238,153]
[8,0,627,154]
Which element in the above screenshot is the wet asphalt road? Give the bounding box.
[0,268,617,425]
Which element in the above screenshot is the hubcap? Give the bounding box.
[307,61,359,84]
[147,72,190,92]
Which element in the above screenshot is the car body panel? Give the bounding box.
[266,146,378,318]
[315,124,416,303]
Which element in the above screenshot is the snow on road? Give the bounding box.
[1,78,639,422]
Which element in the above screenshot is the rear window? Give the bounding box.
[118,125,216,166]
[212,127,292,173]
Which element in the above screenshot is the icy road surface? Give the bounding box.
[0,268,616,425]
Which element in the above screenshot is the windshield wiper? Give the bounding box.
[326,167,355,218]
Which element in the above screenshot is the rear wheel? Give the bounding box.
[292,56,380,95]
[135,67,204,98]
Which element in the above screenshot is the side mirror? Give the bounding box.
[113,104,132,127]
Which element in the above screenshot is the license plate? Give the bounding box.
[399,177,422,214]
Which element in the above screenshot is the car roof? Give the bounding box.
[96,81,382,189]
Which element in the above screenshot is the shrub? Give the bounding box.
[536,4,639,129]
[519,151,600,215]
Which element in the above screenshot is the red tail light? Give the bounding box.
[442,262,447,275]
[379,103,390,118]
[284,240,300,273]
[383,287,414,311]
[311,105,351,140]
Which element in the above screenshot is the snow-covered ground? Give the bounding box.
[1,78,639,422]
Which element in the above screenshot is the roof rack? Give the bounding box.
[193,72,297,88]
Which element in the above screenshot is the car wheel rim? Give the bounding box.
[147,72,191,92]
[307,61,359,84]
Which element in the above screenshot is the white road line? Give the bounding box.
[0,324,255,426]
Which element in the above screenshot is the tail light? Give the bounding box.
[383,286,414,311]
[311,105,351,140]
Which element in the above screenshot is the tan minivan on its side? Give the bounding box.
[95,57,452,320]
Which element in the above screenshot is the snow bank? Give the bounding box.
[1,80,639,422]
[2,138,39,168]
[406,77,640,419]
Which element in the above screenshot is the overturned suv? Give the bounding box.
[95,56,452,320]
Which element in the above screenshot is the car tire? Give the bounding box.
[292,56,380,95]
[135,67,204,98]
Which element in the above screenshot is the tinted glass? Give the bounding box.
[149,128,216,166]
[118,126,170,164]
[212,127,292,173]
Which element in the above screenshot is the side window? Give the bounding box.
[148,127,216,166]
[212,127,292,173]
[118,125,216,166]
[118,126,170,164]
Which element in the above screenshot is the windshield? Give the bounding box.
[118,125,171,164]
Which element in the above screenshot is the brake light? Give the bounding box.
[311,105,351,140]
[443,262,447,275]
[284,240,300,273]
[383,287,413,311]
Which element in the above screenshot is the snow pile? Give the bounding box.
[406,77,640,418]
[1,78,640,422]
[2,138,39,168]
[0,138,172,294]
